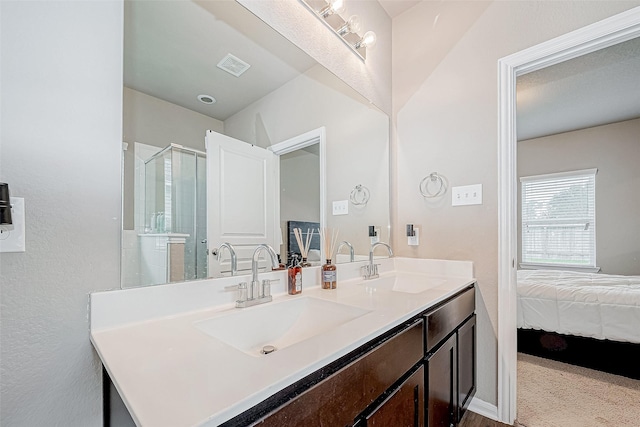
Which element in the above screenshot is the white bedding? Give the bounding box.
[517,269,640,344]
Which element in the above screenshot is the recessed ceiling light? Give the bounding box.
[197,94,216,105]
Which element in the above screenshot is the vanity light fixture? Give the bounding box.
[355,31,377,50]
[319,0,345,17]
[337,15,361,36]
[299,0,377,60]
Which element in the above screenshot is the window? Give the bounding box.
[520,169,597,269]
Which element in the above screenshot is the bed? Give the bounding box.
[517,269,640,344]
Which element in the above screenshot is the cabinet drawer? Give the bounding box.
[255,320,424,426]
[425,287,474,352]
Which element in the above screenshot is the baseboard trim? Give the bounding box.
[468,396,499,421]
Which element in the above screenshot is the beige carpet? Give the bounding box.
[516,353,640,427]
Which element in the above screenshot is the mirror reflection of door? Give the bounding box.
[206,130,278,277]
[275,130,323,266]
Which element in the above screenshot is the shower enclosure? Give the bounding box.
[144,144,207,282]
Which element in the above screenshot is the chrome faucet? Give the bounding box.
[233,244,280,308]
[216,242,237,276]
[336,240,355,263]
[362,242,393,280]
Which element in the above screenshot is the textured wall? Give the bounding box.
[518,118,640,276]
[0,1,123,425]
[392,0,640,406]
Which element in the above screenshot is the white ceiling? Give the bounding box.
[124,1,317,121]
[517,36,640,141]
[377,0,420,18]
[126,1,640,141]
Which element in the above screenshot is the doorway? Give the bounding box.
[497,7,640,424]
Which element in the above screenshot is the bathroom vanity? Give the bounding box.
[90,258,476,426]
[237,286,475,427]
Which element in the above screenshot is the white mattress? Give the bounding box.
[517,269,640,343]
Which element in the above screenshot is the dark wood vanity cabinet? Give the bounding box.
[230,284,476,427]
[425,287,476,427]
[457,314,476,421]
[254,320,424,427]
[361,365,425,426]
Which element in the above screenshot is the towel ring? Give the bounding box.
[419,173,447,198]
[350,184,370,205]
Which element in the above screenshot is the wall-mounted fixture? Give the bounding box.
[349,184,370,206]
[406,224,415,237]
[0,183,13,231]
[419,172,448,198]
[406,224,420,246]
[0,183,26,253]
[368,225,379,245]
[299,0,377,60]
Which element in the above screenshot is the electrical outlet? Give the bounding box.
[451,184,483,206]
[408,228,420,246]
[332,200,349,216]
[0,197,26,253]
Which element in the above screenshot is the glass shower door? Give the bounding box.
[171,148,207,281]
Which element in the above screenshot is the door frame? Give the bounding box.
[270,127,327,259]
[497,6,640,424]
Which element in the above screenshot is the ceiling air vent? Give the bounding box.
[216,53,251,77]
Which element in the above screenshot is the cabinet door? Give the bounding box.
[457,314,476,422]
[364,365,424,427]
[255,321,424,426]
[427,333,456,427]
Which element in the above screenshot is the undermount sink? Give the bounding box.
[362,273,447,294]
[194,297,370,357]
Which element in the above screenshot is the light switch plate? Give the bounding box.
[451,184,483,206]
[332,200,349,216]
[0,197,26,253]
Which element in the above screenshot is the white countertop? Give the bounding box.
[90,257,475,426]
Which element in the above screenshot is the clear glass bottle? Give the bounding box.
[288,255,302,295]
[322,259,337,289]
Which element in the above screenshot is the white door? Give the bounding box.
[205,130,279,277]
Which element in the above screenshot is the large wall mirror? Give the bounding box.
[121,0,390,288]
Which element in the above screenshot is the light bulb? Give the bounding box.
[337,15,361,35]
[329,0,346,15]
[320,0,346,17]
[356,31,377,49]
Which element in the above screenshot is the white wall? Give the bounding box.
[0,1,123,425]
[392,0,640,407]
[239,0,392,115]
[123,87,224,152]
[518,118,640,276]
[225,65,390,256]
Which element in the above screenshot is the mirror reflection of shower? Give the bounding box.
[123,143,207,287]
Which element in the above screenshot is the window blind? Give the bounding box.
[521,169,596,268]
